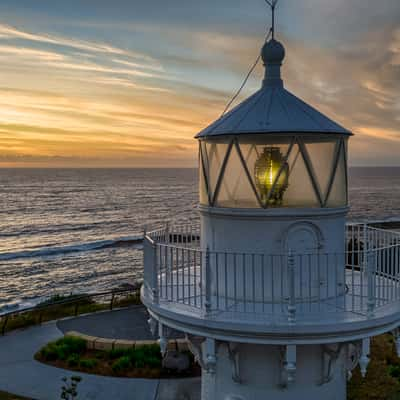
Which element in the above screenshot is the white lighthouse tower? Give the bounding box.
[142,5,400,399]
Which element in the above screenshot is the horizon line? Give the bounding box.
[0,166,399,170]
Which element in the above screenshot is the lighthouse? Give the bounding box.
[141,5,400,400]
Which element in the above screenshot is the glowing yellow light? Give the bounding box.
[254,146,289,206]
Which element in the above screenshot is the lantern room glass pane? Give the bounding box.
[198,136,348,209]
[201,141,229,200]
[199,149,209,205]
[284,143,320,207]
[326,141,347,207]
[305,139,339,201]
[216,144,259,208]
[239,140,291,207]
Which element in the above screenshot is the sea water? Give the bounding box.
[0,167,399,309]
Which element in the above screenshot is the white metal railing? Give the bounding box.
[143,224,400,323]
[146,223,200,248]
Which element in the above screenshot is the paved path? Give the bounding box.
[57,306,183,340]
[0,313,199,400]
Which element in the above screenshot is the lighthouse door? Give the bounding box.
[284,223,320,254]
[284,223,322,300]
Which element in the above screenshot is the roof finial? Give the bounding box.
[265,0,279,40]
[262,0,284,87]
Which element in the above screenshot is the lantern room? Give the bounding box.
[197,38,351,211]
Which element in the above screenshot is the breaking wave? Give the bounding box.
[0,235,143,261]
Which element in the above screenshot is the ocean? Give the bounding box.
[0,167,399,310]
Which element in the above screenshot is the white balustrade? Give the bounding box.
[143,224,400,324]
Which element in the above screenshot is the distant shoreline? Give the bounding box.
[0,166,400,170]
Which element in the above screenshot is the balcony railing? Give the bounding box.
[143,224,400,324]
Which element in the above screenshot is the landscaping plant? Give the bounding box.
[61,376,81,400]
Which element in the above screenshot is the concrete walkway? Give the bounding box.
[0,314,199,400]
[57,306,183,340]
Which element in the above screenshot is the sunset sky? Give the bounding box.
[0,0,399,168]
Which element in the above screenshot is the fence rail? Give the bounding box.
[0,286,141,335]
[143,224,400,323]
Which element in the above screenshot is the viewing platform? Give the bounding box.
[142,223,400,344]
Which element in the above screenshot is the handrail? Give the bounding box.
[143,224,400,322]
[148,222,400,256]
[0,286,141,335]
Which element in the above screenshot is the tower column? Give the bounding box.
[199,341,348,400]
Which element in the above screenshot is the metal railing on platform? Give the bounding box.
[143,224,400,323]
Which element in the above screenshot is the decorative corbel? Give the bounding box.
[158,323,168,357]
[147,317,157,337]
[392,328,400,357]
[279,345,296,388]
[345,341,362,381]
[186,334,206,370]
[227,342,241,384]
[359,338,371,378]
[285,345,297,386]
[205,338,217,375]
[320,343,343,385]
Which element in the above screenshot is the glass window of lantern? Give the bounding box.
[238,138,292,207]
[199,135,348,209]
[283,142,320,208]
[304,138,340,202]
[326,139,347,207]
[199,152,209,205]
[200,140,230,200]
[215,144,259,208]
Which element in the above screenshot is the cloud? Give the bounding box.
[43,60,163,79]
[112,58,164,72]
[0,45,64,61]
[0,24,134,57]
[0,1,399,167]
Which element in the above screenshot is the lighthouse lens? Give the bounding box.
[254,147,289,206]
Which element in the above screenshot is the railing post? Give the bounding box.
[367,250,376,317]
[205,247,211,315]
[110,293,115,310]
[165,221,170,244]
[363,223,368,275]
[288,251,296,324]
[2,316,8,335]
[152,243,159,304]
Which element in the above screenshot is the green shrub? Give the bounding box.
[40,343,59,361]
[389,365,400,379]
[146,356,162,369]
[80,359,98,369]
[124,345,161,369]
[108,348,128,360]
[38,336,86,362]
[67,354,80,367]
[131,348,145,368]
[142,344,161,358]
[55,344,71,360]
[94,351,106,360]
[112,356,132,373]
[56,337,86,354]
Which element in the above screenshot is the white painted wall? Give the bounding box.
[200,206,348,303]
[201,341,347,400]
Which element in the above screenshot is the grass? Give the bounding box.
[348,334,400,400]
[0,291,141,335]
[0,391,31,400]
[35,337,199,379]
